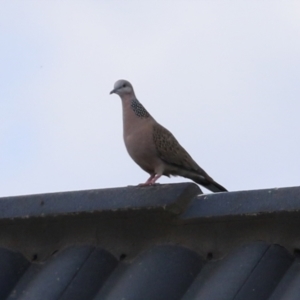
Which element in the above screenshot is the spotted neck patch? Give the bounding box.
[131,99,150,118]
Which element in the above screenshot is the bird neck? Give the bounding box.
[121,95,151,119]
[121,96,152,135]
[130,98,150,118]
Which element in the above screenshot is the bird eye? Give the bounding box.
[123,84,126,87]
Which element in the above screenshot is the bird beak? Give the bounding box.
[110,88,117,95]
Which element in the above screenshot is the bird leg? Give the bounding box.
[139,174,161,186]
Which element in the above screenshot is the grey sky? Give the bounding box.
[1,1,300,196]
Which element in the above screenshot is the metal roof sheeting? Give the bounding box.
[0,183,300,299]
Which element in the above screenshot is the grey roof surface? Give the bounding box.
[0,183,300,300]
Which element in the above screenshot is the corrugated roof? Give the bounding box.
[0,183,300,300]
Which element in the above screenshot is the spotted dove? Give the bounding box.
[110,79,227,192]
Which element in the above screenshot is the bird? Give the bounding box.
[110,79,227,193]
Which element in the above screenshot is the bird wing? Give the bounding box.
[153,123,204,173]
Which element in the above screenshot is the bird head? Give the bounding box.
[110,80,134,96]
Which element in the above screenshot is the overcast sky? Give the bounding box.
[1,1,300,197]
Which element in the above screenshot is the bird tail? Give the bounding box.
[188,173,228,192]
[204,181,228,193]
[168,166,228,193]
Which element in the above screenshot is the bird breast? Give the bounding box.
[123,123,160,174]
